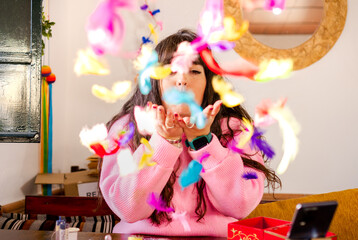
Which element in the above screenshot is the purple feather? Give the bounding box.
[118,122,135,145]
[250,127,275,159]
[242,171,258,180]
[147,192,175,213]
[140,4,148,10]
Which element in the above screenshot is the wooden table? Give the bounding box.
[0,229,227,240]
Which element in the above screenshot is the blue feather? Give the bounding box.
[179,160,202,189]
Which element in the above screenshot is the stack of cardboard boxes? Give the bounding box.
[86,154,100,174]
[35,155,101,197]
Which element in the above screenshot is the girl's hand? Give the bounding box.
[148,102,183,140]
[178,100,222,141]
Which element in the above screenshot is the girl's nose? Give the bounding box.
[176,81,187,86]
[176,74,188,90]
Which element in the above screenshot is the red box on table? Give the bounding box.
[228,217,337,240]
[228,217,290,240]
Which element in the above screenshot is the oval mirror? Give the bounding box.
[242,0,324,49]
[224,0,347,70]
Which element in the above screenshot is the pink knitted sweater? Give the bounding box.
[100,115,264,237]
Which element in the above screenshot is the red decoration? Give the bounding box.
[46,73,56,84]
[89,143,120,158]
[199,48,258,79]
[41,65,52,77]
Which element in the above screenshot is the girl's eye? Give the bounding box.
[191,70,201,74]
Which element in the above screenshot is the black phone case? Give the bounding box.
[287,201,338,239]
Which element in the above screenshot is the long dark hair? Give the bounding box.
[105,29,281,225]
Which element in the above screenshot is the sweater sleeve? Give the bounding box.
[99,117,182,223]
[188,118,265,220]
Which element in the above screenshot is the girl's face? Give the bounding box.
[160,64,207,117]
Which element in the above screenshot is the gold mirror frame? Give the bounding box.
[224,0,347,70]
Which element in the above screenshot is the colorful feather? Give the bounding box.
[117,122,135,145]
[134,106,156,136]
[171,41,199,74]
[179,160,203,189]
[241,0,266,12]
[151,9,160,16]
[197,0,224,39]
[242,171,258,180]
[148,23,158,44]
[198,152,210,173]
[156,21,163,31]
[196,0,248,52]
[74,48,110,76]
[188,104,207,129]
[200,49,258,78]
[86,0,136,56]
[79,123,134,157]
[150,65,171,80]
[212,75,245,107]
[171,211,191,232]
[133,44,160,95]
[255,98,286,127]
[91,81,131,103]
[162,88,207,129]
[209,41,235,51]
[269,107,300,174]
[117,148,138,177]
[254,59,293,82]
[264,0,286,14]
[140,4,148,10]
[237,118,254,148]
[90,142,120,158]
[163,86,195,106]
[198,152,210,164]
[147,192,174,212]
[255,98,300,174]
[227,139,245,154]
[250,127,275,159]
[209,17,249,43]
[141,36,153,44]
[79,124,108,151]
[138,138,156,170]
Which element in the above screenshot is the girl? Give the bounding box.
[100,29,280,237]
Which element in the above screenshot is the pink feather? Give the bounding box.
[227,139,245,154]
[198,152,210,173]
[147,192,174,213]
[86,0,136,56]
[171,211,191,232]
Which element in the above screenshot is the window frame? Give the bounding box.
[0,0,42,143]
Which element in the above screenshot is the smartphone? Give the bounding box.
[287,201,338,239]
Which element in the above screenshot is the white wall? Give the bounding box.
[1,0,357,205]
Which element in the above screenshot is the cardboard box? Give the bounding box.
[35,170,99,197]
[228,217,337,240]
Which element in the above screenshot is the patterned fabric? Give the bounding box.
[0,213,54,231]
[66,215,116,233]
[0,213,118,233]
